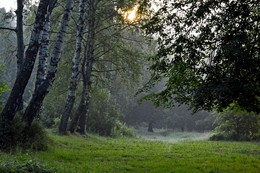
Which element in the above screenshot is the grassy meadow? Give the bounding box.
[0,131,259,173]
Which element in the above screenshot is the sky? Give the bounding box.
[0,0,17,11]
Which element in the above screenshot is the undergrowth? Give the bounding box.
[2,115,49,151]
[0,159,56,173]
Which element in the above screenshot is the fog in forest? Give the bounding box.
[0,1,259,172]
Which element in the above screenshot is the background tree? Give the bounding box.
[142,0,260,113]
[59,0,153,134]
[210,104,260,141]
[126,99,214,132]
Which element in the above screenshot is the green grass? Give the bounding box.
[0,132,259,173]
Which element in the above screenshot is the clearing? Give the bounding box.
[0,131,259,173]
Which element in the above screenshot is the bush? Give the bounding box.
[112,120,135,137]
[0,160,56,173]
[87,88,134,137]
[210,105,260,141]
[2,115,48,151]
[23,121,49,151]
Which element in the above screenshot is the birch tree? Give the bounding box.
[69,0,96,134]
[0,0,50,149]
[36,1,57,90]
[0,0,49,148]
[59,0,87,135]
[23,0,74,127]
[63,0,150,134]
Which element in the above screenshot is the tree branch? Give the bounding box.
[0,27,17,32]
[92,68,124,73]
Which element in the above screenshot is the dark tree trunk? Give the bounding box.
[59,96,75,134]
[77,74,92,134]
[23,0,74,127]
[78,108,87,134]
[23,83,47,126]
[0,0,50,149]
[69,96,87,133]
[148,121,154,132]
[16,0,25,114]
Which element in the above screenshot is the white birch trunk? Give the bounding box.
[36,1,57,89]
[59,0,87,134]
[23,0,74,126]
[36,11,51,89]
[69,0,96,134]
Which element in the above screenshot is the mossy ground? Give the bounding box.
[0,132,259,173]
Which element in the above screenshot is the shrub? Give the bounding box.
[2,115,48,151]
[87,88,134,137]
[210,105,260,141]
[112,120,135,137]
[23,121,49,151]
[0,160,56,173]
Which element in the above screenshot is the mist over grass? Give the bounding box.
[0,131,259,172]
[134,127,212,143]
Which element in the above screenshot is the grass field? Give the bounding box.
[0,131,259,173]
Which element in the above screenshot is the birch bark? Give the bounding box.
[69,0,95,134]
[59,0,87,135]
[36,1,57,89]
[23,0,74,127]
[34,1,57,118]
[0,0,50,149]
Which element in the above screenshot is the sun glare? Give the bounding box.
[127,9,137,22]
[119,5,139,23]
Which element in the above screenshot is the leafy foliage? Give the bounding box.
[210,105,260,141]
[0,160,55,173]
[142,0,260,113]
[87,88,133,137]
[2,115,48,151]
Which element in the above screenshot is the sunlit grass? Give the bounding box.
[0,132,259,172]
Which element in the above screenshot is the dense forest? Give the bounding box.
[0,0,259,172]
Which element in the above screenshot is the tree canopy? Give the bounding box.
[142,0,260,113]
